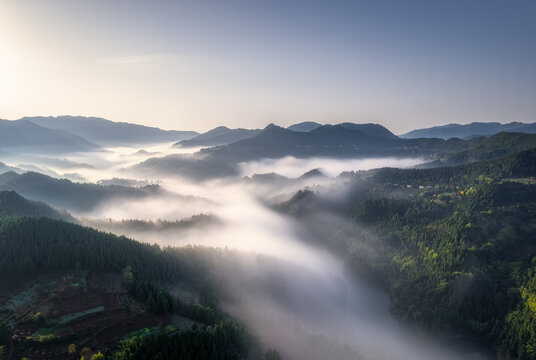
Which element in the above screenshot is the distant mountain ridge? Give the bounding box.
[174,126,261,148]
[24,116,198,146]
[132,123,457,180]
[337,123,398,138]
[133,123,536,181]
[286,121,397,138]
[0,119,99,154]
[174,122,396,149]
[401,121,536,139]
[206,123,440,160]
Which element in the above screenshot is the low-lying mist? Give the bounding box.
[92,181,486,360]
[0,143,490,359]
[238,156,423,178]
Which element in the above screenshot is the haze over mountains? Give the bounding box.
[0,119,99,154]
[135,123,536,181]
[2,115,536,157]
[174,126,261,148]
[25,116,199,146]
[2,115,536,360]
[287,121,322,132]
[0,171,163,212]
[401,121,536,139]
[0,116,199,154]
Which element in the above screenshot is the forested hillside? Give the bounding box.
[402,122,536,139]
[372,148,536,186]
[0,216,255,359]
[431,132,536,166]
[0,191,72,220]
[279,148,536,359]
[0,172,162,212]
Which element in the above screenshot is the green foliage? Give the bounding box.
[0,190,70,220]
[113,320,250,360]
[0,171,160,212]
[128,278,221,324]
[0,216,184,282]
[346,178,536,358]
[373,148,536,186]
[272,149,536,358]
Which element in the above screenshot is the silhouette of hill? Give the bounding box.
[174,126,260,148]
[24,115,198,146]
[0,119,99,153]
[338,123,398,138]
[401,121,536,139]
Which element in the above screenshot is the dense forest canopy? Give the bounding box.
[278,148,536,359]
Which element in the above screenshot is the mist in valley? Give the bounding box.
[1,3,531,357]
[0,144,491,360]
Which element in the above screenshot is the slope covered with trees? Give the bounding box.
[0,215,257,359]
[280,148,536,359]
[0,190,72,220]
[0,171,162,212]
[401,121,536,139]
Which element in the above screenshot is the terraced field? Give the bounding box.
[0,272,183,360]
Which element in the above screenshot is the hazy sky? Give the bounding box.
[1,0,535,133]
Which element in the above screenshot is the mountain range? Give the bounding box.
[0,116,200,155]
[2,116,535,156]
[0,119,99,154]
[134,123,536,181]
[23,116,199,146]
[401,121,536,139]
[131,123,456,180]
[201,123,451,160]
[174,126,261,148]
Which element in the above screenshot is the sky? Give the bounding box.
[0,0,535,134]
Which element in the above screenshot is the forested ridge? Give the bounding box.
[371,147,536,185]
[0,171,161,212]
[0,190,72,220]
[281,148,536,359]
[112,320,250,360]
[0,215,256,359]
[433,132,536,165]
[349,181,536,355]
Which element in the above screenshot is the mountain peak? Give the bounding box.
[263,123,282,131]
[261,123,291,134]
[338,123,397,138]
[299,168,327,179]
[287,121,322,132]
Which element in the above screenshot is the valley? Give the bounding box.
[1,117,535,359]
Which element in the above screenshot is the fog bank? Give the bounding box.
[0,143,490,359]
